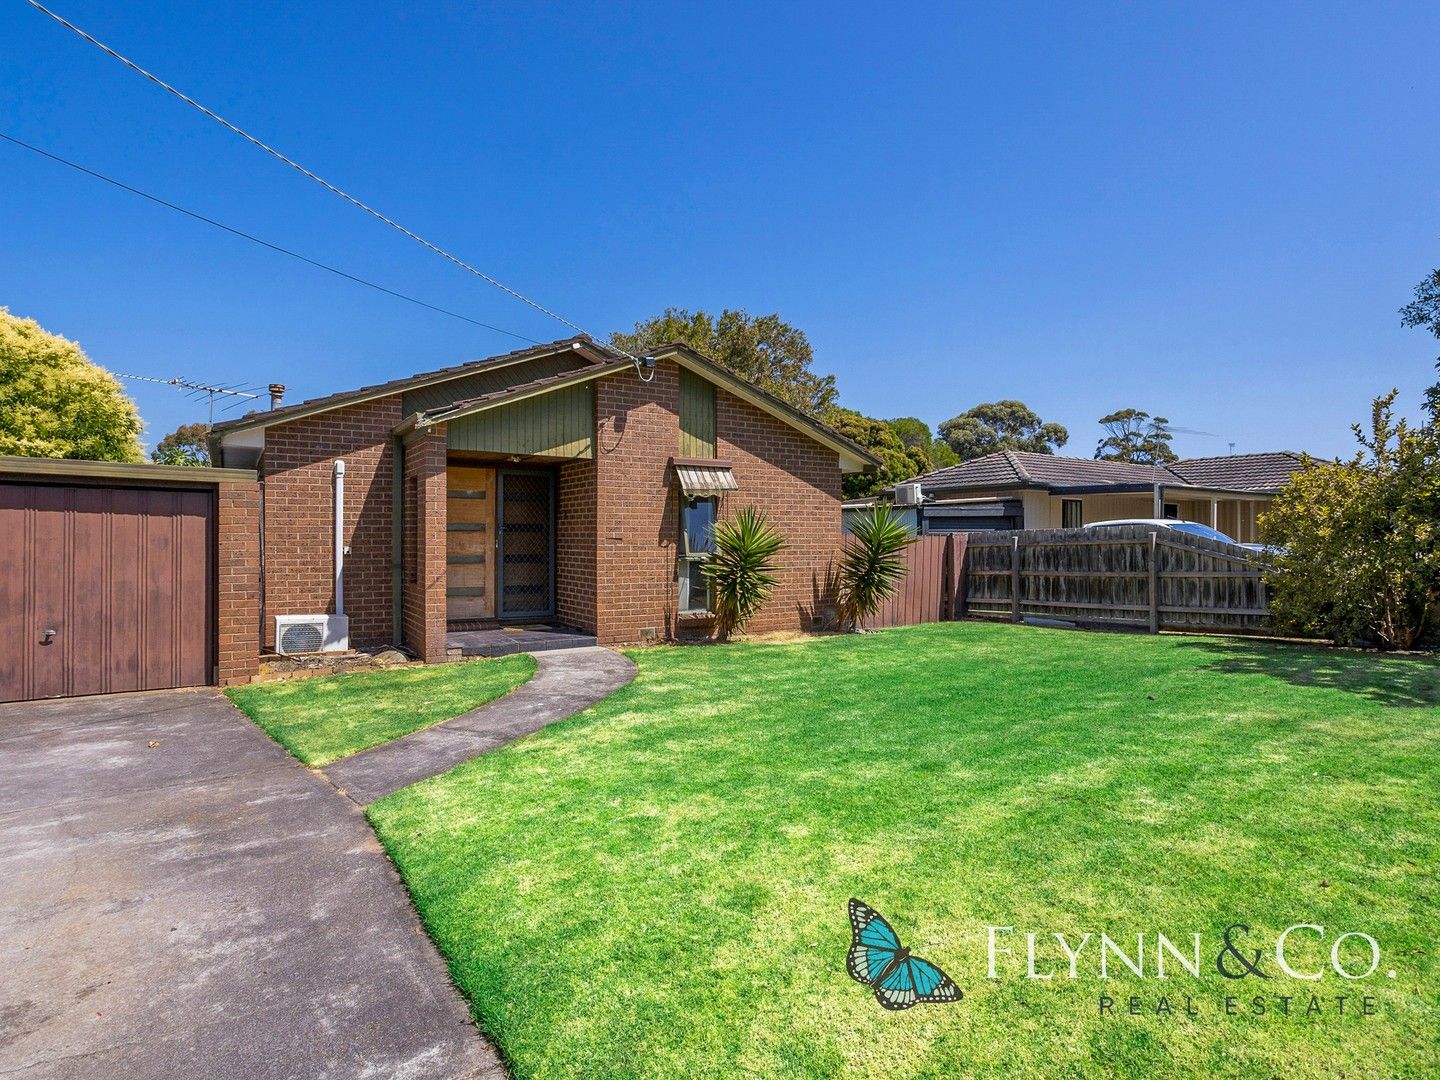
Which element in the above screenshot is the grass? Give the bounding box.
[366,623,1440,1079]
[227,655,536,766]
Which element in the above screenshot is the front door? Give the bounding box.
[446,466,496,621]
[498,471,554,618]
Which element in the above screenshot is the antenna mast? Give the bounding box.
[115,373,261,427]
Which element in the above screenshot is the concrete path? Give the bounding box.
[0,690,501,1080]
[323,646,637,805]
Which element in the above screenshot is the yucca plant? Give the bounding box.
[838,505,916,630]
[702,506,788,642]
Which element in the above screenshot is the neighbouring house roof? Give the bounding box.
[1168,451,1309,492]
[215,335,880,474]
[901,449,1308,496]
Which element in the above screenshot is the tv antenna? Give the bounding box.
[115,373,262,427]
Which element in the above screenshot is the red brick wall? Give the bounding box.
[593,362,683,643]
[556,458,597,632]
[591,359,843,644]
[714,387,842,634]
[401,427,448,663]
[216,481,260,685]
[261,398,401,648]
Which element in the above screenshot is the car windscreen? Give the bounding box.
[1168,522,1237,544]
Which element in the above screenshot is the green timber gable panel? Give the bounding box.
[402,352,589,415]
[678,367,716,458]
[446,384,595,458]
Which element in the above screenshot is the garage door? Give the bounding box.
[0,484,215,702]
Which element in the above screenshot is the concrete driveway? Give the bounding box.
[0,689,501,1080]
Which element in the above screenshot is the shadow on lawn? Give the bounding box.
[1177,637,1440,709]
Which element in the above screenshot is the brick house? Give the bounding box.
[209,338,878,671]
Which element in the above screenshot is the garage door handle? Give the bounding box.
[41,628,56,644]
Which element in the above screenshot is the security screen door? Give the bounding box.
[498,471,554,618]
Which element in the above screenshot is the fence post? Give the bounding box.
[1010,534,1022,623]
[1148,530,1159,633]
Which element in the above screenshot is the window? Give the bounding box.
[679,495,717,612]
[1163,502,1180,520]
[1061,499,1083,529]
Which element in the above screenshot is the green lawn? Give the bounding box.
[227,655,536,766]
[367,623,1440,1079]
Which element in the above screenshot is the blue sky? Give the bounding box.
[2,1,1437,459]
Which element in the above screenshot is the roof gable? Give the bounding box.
[648,343,879,473]
[211,337,608,435]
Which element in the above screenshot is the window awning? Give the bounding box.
[673,459,738,497]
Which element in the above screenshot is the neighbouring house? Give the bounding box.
[844,450,1308,542]
[207,337,878,668]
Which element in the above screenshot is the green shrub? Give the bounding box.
[702,506,787,642]
[837,505,915,629]
[1261,391,1440,649]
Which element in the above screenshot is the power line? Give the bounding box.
[23,0,639,363]
[0,131,540,344]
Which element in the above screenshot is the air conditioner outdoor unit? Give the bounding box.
[274,614,350,656]
[894,482,925,506]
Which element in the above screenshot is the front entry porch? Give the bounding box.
[446,623,598,658]
[446,461,557,625]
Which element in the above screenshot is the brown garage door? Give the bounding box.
[0,483,215,702]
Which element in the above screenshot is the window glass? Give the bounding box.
[682,496,717,555]
[679,495,718,613]
[679,559,711,613]
[1061,499,1083,529]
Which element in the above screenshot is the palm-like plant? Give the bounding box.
[702,506,788,642]
[838,505,916,629]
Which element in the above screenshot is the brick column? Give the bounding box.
[216,481,260,685]
[402,426,449,663]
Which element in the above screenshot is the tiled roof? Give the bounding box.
[1169,452,1307,492]
[906,449,1309,494]
[910,451,1185,492]
[211,337,602,433]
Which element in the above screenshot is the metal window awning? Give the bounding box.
[673,458,738,496]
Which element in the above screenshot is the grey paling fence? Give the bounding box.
[961,526,1270,633]
[859,533,969,629]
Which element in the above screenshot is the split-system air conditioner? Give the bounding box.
[274,614,350,656]
[894,482,926,507]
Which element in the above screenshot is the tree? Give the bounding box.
[837,505,915,630]
[0,308,143,461]
[152,421,211,466]
[1398,267,1440,422]
[1399,266,1440,338]
[611,307,838,416]
[826,409,931,500]
[1261,391,1440,649]
[701,507,787,642]
[1094,409,1177,465]
[888,416,958,468]
[938,401,1068,461]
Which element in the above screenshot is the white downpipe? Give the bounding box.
[334,460,346,617]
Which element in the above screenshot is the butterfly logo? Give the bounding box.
[846,898,963,1011]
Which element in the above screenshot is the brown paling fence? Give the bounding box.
[961,526,1269,633]
[854,525,1270,634]
[860,533,968,629]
